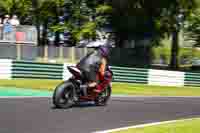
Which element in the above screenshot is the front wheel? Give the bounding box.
[95,84,112,106]
[53,81,76,109]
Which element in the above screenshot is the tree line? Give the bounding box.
[0,0,200,69]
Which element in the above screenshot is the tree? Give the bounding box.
[0,0,112,46]
[0,0,32,23]
[184,9,200,47]
[158,0,197,70]
[51,0,112,45]
[0,0,15,14]
[111,0,198,69]
[31,0,65,45]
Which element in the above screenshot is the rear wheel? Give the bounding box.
[53,81,76,109]
[95,84,111,106]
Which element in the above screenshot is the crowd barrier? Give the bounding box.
[0,25,37,45]
[0,59,199,87]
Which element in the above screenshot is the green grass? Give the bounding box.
[112,83,200,96]
[111,118,200,133]
[0,79,200,96]
[0,79,61,91]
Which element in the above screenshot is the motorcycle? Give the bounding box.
[53,66,113,109]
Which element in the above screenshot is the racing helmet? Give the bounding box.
[98,46,111,58]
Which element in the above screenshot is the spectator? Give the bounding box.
[10,15,20,26]
[3,15,10,24]
[3,18,13,40]
[10,15,20,42]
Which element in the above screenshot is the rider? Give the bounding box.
[76,46,112,96]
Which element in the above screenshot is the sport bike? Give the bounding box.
[53,66,113,109]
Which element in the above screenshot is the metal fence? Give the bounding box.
[0,43,92,63]
[0,25,37,45]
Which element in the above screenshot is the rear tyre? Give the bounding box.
[53,81,76,109]
[95,85,111,106]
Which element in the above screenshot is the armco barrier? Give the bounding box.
[12,60,63,79]
[185,72,200,87]
[0,59,200,87]
[110,66,148,84]
[0,25,37,44]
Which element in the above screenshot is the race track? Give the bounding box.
[1,96,200,133]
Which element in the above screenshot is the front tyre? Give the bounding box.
[95,85,112,106]
[53,81,76,109]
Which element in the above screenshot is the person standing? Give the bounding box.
[10,15,20,26]
[3,15,13,41]
[10,15,20,42]
[3,15,10,24]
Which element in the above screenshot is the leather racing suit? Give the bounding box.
[76,50,112,93]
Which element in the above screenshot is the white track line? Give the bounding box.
[93,118,199,133]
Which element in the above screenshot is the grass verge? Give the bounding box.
[112,83,200,96]
[111,118,200,133]
[0,79,200,96]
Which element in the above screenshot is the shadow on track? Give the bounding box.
[51,102,105,110]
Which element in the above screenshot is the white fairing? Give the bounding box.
[70,67,81,74]
[63,63,74,80]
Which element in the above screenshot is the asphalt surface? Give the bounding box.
[1,97,200,133]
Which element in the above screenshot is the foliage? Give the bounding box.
[50,0,113,43]
[0,0,32,24]
[112,0,197,41]
[183,10,200,47]
[0,0,15,14]
[0,0,200,53]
